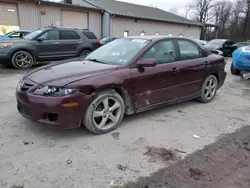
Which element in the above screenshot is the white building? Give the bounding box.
[75,0,203,38]
[0,0,203,39]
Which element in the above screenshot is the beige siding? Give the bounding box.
[103,12,110,37]
[61,10,88,28]
[14,0,98,32]
[88,11,101,38]
[40,4,61,27]
[17,1,39,30]
[0,2,18,26]
[112,17,201,39]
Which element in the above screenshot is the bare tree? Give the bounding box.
[190,0,217,23]
[168,8,179,15]
[184,1,192,18]
[242,0,250,38]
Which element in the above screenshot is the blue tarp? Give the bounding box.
[232,46,250,71]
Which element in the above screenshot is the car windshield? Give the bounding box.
[86,38,150,65]
[3,31,14,36]
[24,29,43,40]
[208,39,225,45]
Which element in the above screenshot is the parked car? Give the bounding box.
[0,26,100,69]
[231,41,250,52]
[100,36,119,46]
[16,36,226,134]
[204,39,234,56]
[193,39,208,46]
[0,30,31,40]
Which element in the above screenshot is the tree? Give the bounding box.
[168,8,179,15]
[190,0,217,23]
[242,0,250,38]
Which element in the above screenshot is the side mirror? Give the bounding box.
[37,38,45,42]
[137,58,156,67]
[9,35,13,38]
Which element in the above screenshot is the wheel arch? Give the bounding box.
[211,73,219,83]
[10,48,37,62]
[90,85,135,115]
[78,48,92,56]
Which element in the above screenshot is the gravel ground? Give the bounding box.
[0,58,249,188]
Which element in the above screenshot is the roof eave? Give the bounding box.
[111,13,204,27]
[20,0,102,12]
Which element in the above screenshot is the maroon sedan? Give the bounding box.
[16,36,227,134]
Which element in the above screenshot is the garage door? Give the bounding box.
[62,10,88,29]
[0,2,18,26]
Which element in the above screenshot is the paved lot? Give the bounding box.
[0,58,249,188]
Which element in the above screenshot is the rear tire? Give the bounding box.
[80,49,91,58]
[83,89,125,134]
[11,51,34,69]
[231,63,241,75]
[198,75,218,103]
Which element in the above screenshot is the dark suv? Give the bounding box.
[0,26,100,69]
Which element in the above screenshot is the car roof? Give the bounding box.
[10,30,31,33]
[42,26,91,32]
[125,35,192,41]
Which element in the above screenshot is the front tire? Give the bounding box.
[231,63,241,75]
[11,51,34,69]
[198,75,218,103]
[83,90,125,134]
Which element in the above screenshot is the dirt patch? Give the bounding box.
[121,126,250,188]
[144,147,179,163]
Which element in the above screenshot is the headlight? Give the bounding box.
[0,43,13,48]
[34,86,77,96]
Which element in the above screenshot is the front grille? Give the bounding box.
[20,81,34,91]
[17,102,32,117]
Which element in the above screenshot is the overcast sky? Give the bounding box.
[53,0,190,16]
[117,0,189,15]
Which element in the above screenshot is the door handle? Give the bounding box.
[171,67,180,73]
[77,41,82,44]
[204,61,210,65]
[53,41,59,44]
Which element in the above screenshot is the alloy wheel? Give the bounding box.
[80,50,90,58]
[92,97,122,130]
[204,77,217,100]
[14,52,33,68]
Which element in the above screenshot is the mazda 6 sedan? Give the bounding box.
[16,36,227,134]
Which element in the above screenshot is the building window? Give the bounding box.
[124,30,129,37]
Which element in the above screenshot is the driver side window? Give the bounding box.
[141,40,177,64]
[10,32,22,38]
[38,30,59,40]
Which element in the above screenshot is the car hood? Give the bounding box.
[204,44,221,49]
[25,59,119,86]
[0,38,25,42]
[0,36,7,40]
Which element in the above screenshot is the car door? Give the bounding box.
[36,30,61,60]
[176,39,207,99]
[58,30,82,57]
[130,39,181,109]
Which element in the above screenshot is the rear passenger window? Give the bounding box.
[178,40,203,60]
[60,30,80,40]
[82,31,97,39]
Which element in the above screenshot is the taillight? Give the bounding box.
[96,40,101,46]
